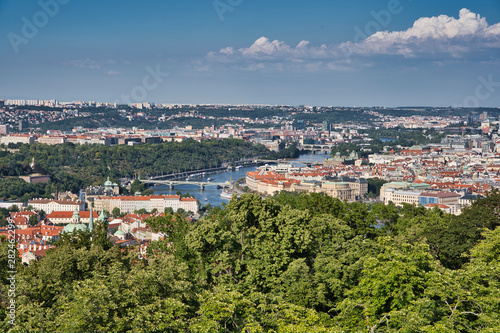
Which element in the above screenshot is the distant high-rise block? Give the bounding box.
[0,124,9,135]
[322,120,329,131]
[295,120,306,130]
[19,120,28,131]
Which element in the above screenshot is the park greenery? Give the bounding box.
[2,190,500,332]
[0,139,269,200]
[330,128,446,158]
[265,143,301,160]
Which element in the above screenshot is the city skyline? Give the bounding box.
[1,0,500,107]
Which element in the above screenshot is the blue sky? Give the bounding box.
[1,0,500,107]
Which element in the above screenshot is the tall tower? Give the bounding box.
[88,204,94,232]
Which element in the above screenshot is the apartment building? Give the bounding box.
[93,195,199,214]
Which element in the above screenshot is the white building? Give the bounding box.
[94,195,199,214]
[179,197,198,213]
[29,199,85,214]
[382,188,421,206]
[1,135,36,145]
[37,136,67,145]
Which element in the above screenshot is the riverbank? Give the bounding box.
[153,153,330,207]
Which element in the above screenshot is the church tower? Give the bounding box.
[71,207,81,224]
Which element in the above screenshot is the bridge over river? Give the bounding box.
[141,179,229,190]
[298,144,335,154]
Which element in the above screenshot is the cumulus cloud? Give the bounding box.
[208,36,331,63]
[341,8,500,57]
[68,58,101,70]
[204,9,500,71]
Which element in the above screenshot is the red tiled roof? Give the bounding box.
[29,199,83,205]
[425,203,451,209]
[47,211,98,219]
[180,197,197,202]
[420,192,461,198]
[99,195,181,201]
[10,211,36,218]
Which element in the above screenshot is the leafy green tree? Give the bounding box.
[28,214,38,226]
[190,286,261,333]
[437,190,500,268]
[134,208,149,215]
[343,201,379,238]
[366,178,387,197]
[56,252,192,332]
[55,229,92,250]
[92,219,112,251]
[111,207,121,218]
[337,237,437,332]
[130,179,152,195]
[311,215,380,310]
[461,227,500,330]
[191,287,337,333]
[370,201,399,233]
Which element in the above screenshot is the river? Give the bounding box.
[153,153,331,207]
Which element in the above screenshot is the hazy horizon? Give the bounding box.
[1,0,500,107]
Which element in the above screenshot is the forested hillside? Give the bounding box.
[2,191,500,332]
[0,139,269,199]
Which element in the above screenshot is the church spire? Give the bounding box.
[89,204,94,232]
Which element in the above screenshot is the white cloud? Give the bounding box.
[341,8,500,57]
[220,47,234,55]
[204,9,500,71]
[209,36,331,63]
[241,37,286,56]
[69,58,101,70]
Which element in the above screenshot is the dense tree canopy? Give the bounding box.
[2,191,500,332]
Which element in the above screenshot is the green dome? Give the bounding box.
[104,176,114,186]
[104,176,117,187]
[114,230,126,236]
[63,223,88,234]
